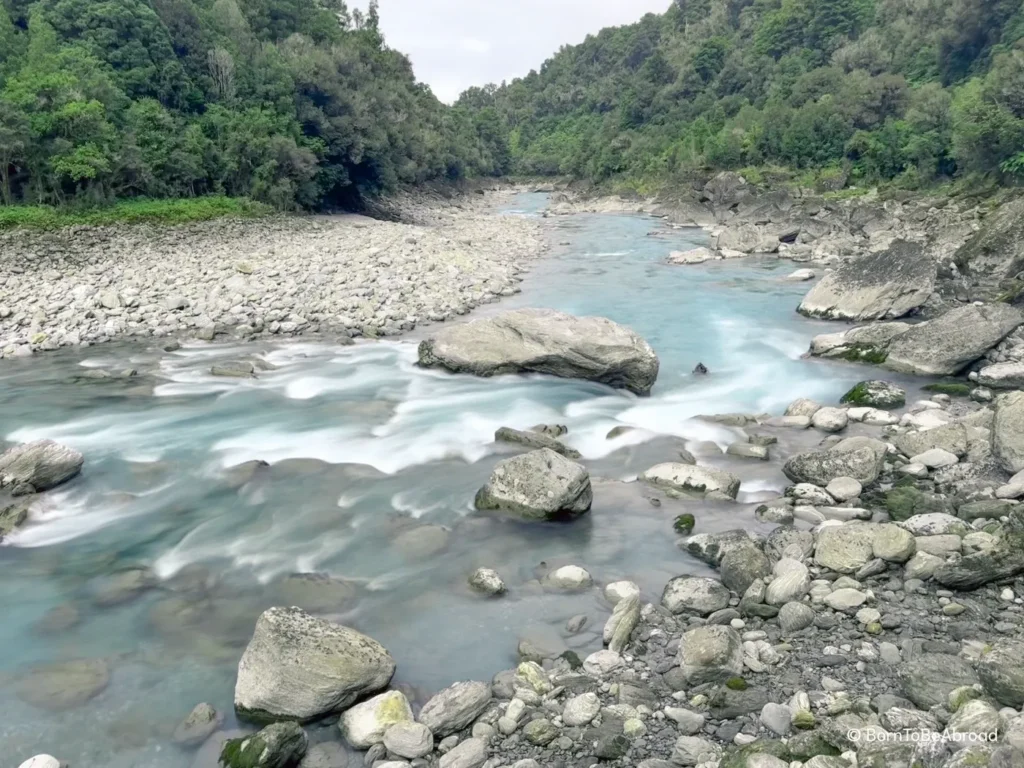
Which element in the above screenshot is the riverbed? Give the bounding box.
[2,193,907,766]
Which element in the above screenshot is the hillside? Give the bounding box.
[0,0,505,210]
[458,0,1024,190]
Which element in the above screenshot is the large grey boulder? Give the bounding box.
[639,463,740,499]
[952,196,1024,301]
[883,304,1023,376]
[474,448,592,520]
[234,607,396,723]
[978,640,1024,708]
[892,423,968,459]
[0,439,84,492]
[417,681,492,738]
[676,626,743,685]
[783,436,888,486]
[809,321,910,360]
[994,392,1024,473]
[417,308,659,395]
[661,576,731,616]
[899,654,979,709]
[978,362,1024,389]
[798,241,935,321]
[814,523,879,574]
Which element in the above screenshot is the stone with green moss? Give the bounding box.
[719,739,792,768]
[923,382,972,397]
[791,709,816,729]
[948,685,982,712]
[837,345,888,365]
[840,380,906,409]
[673,513,696,535]
[220,722,307,768]
[725,676,747,691]
[884,486,954,522]
[787,730,841,760]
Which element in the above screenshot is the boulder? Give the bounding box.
[0,439,84,492]
[811,408,848,433]
[994,392,1024,473]
[783,437,888,486]
[438,738,487,768]
[810,322,910,361]
[892,423,968,459]
[640,463,741,499]
[703,172,752,209]
[978,640,1024,708]
[765,560,811,605]
[16,658,110,711]
[468,568,506,596]
[899,654,979,709]
[676,625,743,685]
[719,546,771,594]
[682,529,762,566]
[814,523,879,574]
[173,702,222,747]
[417,681,492,738]
[872,525,916,562]
[669,247,715,265]
[219,722,307,768]
[383,722,433,760]
[234,607,396,723]
[339,690,413,748]
[474,449,592,521]
[797,242,935,321]
[494,427,580,459]
[417,308,659,395]
[883,304,1023,376]
[661,576,731,616]
[978,361,1024,389]
[952,196,1024,301]
[840,381,905,409]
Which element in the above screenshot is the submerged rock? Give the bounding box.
[639,463,741,499]
[172,702,222,747]
[219,722,307,768]
[417,308,660,395]
[234,607,396,723]
[17,658,111,711]
[494,426,580,459]
[474,448,592,521]
[0,439,84,492]
[797,241,935,321]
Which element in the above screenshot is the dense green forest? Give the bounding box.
[459,0,1024,190]
[0,0,506,209]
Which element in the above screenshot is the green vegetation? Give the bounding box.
[459,0,1024,191]
[837,345,888,365]
[219,734,267,768]
[922,382,973,397]
[0,196,270,228]
[725,676,748,690]
[0,0,507,212]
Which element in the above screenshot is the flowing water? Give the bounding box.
[1,194,906,766]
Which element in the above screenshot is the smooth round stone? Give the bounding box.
[383,721,433,759]
[826,477,862,502]
[546,565,593,590]
[468,568,506,596]
[19,757,62,768]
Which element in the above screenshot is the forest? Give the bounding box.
[458,0,1024,191]
[0,0,506,210]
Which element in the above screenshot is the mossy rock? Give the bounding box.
[837,344,888,365]
[923,382,972,397]
[559,650,583,670]
[787,730,841,760]
[840,380,905,409]
[725,676,748,691]
[791,709,816,729]
[884,486,954,522]
[673,513,696,535]
[720,740,792,768]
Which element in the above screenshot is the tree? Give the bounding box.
[0,100,29,203]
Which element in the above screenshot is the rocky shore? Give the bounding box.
[0,190,544,359]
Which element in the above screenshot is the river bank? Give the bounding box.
[0,189,545,360]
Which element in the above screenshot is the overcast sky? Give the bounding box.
[351,0,672,103]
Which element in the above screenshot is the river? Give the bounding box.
[2,193,894,766]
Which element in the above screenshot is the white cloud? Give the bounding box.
[351,0,672,102]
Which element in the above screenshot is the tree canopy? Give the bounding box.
[0,0,509,208]
[458,0,1024,189]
